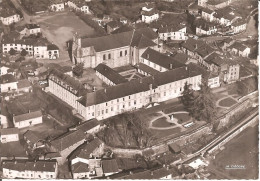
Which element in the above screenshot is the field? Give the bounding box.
[209,125,258,179]
[35,11,95,62]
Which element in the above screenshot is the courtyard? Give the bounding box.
[34,11,95,64]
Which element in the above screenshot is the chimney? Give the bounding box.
[169,63,173,69]
[28,109,30,113]
[140,78,142,84]
[93,86,96,92]
[151,171,154,176]
[147,54,149,59]
[15,161,17,164]
[185,66,188,71]
[43,163,45,167]
[166,165,169,170]
[195,44,198,49]
[129,171,133,175]
[84,83,88,89]
[104,89,107,93]
[149,83,152,90]
[163,164,166,167]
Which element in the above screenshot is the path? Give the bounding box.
[149,111,190,131]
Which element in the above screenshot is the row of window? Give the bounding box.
[103,50,128,60]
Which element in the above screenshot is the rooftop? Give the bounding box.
[72,118,100,133]
[0,127,19,135]
[95,64,127,85]
[71,162,89,173]
[17,79,31,89]
[13,110,42,123]
[23,130,40,144]
[141,48,185,70]
[0,74,17,84]
[136,63,160,76]
[69,138,103,160]
[158,24,186,33]
[2,160,57,172]
[229,42,248,51]
[50,130,86,152]
[102,159,120,174]
[25,24,40,29]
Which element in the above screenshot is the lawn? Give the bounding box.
[36,11,95,60]
[171,113,191,124]
[218,98,237,107]
[209,126,258,179]
[0,141,27,158]
[163,105,185,114]
[152,117,175,128]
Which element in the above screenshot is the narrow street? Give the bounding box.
[10,0,31,23]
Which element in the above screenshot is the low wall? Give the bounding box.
[208,114,258,154]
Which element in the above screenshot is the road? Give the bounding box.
[177,106,258,165]
[10,0,31,23]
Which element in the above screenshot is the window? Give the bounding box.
[134,100,136,105]
[117,99,119,102]
[128,102,131,106]
[129,96,130,99]
[125,50,127,56]
[111,107,113,111]
[108,53,111,59]
[102,110,104,114]
[120,51,122,57]
[123,98,125,101]
[132,51,133,56]
[103,54,106,60]
[106,109,108,113]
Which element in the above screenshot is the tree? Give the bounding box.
[180,82,195,112]
[189,80,216,123]
[21,49,28,56]
[73,63,84,77]
[9,48,16,55]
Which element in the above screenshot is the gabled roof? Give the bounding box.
[102,159,120,173]
[141,48,185,70]
[141,9,159,16]
[23,130,40,144]
[69,138,103,160]
[201,7,214,14]
[73,119,100,133]
[181,38,205,52]
[204,52,225,66]
[195,46,215,58]
[194,18,218,31]
[71,162,89,173]
[106,21,123,29]
[2,160,57,172]
[13,110,42,123]
[50,130,86,152]
[0,74,17,84]
[25,24,40,29]
[136,63,160,76]
[158,24,186,33]
[95,64,127,85]
[0,127,19,135]
[81,31,132,52]
[47,44,59,50]
[17,79,31,89]
[229,42,248,51]
[131,32,157,49]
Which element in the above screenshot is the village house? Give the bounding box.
[0,9,21,25]
[140,48,185,73]
[70,138,104,166]
[49,130,86,164]
[201,8,215,22]
[102,159,121,176]
[231,19,247,34]
[195,18,218,36]
[0,114,8,128]
[71,162,91,179]
[2,160,58,179]
[17,79,31,93]
[0,128,19,143]
[213,7,240,26]
[95,63,127,86]
[106,21,123,34]
[0,65,13,75]
[49,0,65,11]
[158,24,188,41]
[25,24,41,35]
[2,37,59,59]
[0,74,18,93]
[229,42,251,57]
[23,130,43,150]
[141,9,159,24]
[67,0,91,14]
[13,110,43,129]
[69,118,102,135]
[72,28,158,68]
